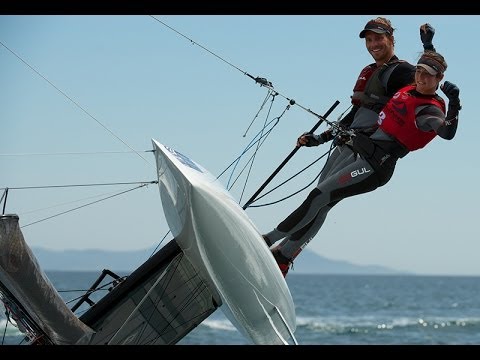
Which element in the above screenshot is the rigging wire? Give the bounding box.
[0,40,152,166]
[216,114,278,182]
[2,180,157,191]
[21,183,154,228]
[1,181,157,222]
[249,144,335,207]
[149,15,341,131]
[149,16,249,79]
[226,92,278,189]
[242,89,277,138]
[0,150,154,157]
[238,97,290,204]
[148,230,171,258]
[226,124,277,191]
[242,100,340,209]
[58,279,126,316]
[1,188,7,215]
[19,189,142,216]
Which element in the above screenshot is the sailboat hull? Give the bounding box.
[152,139,296,345]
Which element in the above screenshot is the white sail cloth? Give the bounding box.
[0,214,94,344]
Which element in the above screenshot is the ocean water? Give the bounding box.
[2,272,480,345]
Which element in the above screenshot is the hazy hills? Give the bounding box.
[32,246,405,275]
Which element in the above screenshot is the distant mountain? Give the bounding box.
[31,246,405,275]
[290,249,406,275]
[32,247,153,273]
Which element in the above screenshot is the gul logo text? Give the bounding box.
[339,167,371,184]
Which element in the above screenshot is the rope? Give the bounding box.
[249,143,335,207]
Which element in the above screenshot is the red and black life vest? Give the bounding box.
[351,56,403,113]
[351,63,376,106]
[378,85,446,151]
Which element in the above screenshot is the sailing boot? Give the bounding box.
[270,248,291,278]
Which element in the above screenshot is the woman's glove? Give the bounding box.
[420,23,435,51]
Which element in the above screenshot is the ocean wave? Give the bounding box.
[295,314,480,334]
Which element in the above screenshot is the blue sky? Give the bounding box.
[1,15,478,276]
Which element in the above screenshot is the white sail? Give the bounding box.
[0,214,94,344]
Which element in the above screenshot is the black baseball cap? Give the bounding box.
[359,19,394,38]
[417,53,446,75]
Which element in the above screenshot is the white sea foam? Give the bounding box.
[200,318,237,331]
